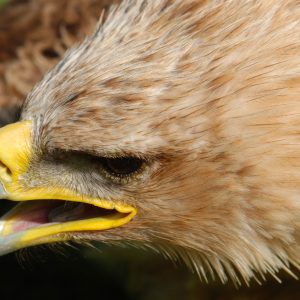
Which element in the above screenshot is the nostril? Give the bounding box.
[0,160,12,182]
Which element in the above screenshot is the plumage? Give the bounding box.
[0,0,120,124]
[0,0,300,285]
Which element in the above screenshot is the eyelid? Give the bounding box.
[44,149,149,183]
[99,157,148,184]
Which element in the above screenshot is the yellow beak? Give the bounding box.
[0,121,136,255]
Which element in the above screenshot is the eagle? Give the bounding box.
[0,0,300,285]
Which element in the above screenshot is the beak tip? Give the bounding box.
[0,180,7,199]
[0,233,22,256]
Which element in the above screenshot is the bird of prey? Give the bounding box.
[0,0,300,285]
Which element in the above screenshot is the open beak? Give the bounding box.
[0,121,136,255]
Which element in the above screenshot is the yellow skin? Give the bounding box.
[0,121,136,255]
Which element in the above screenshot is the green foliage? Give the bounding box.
[0,0,8,7]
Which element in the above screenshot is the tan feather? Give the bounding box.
[2,0,300,284]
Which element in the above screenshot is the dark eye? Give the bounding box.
[101,157,144,177]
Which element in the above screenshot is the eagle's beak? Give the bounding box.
[0,121,136,255]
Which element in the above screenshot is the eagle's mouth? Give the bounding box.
[2,200,130,234]
[0,199,136,255]
[0,121,137,255]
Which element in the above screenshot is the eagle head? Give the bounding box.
[0,0,300,284]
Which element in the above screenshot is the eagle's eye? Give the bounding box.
[100,157,145,178]
[48,149,146,182]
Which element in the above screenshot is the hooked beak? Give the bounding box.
[0,121,136,255]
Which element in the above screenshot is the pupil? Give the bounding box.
[104,157,143,176]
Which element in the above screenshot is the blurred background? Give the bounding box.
[0,0,300,299]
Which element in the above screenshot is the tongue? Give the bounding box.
[0,201,60,235]
[0,200,116,236]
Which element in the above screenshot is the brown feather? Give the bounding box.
[3,0,300,283]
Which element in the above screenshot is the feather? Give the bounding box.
[1,0,300,284]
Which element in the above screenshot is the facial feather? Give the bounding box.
[18,0,300,283]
